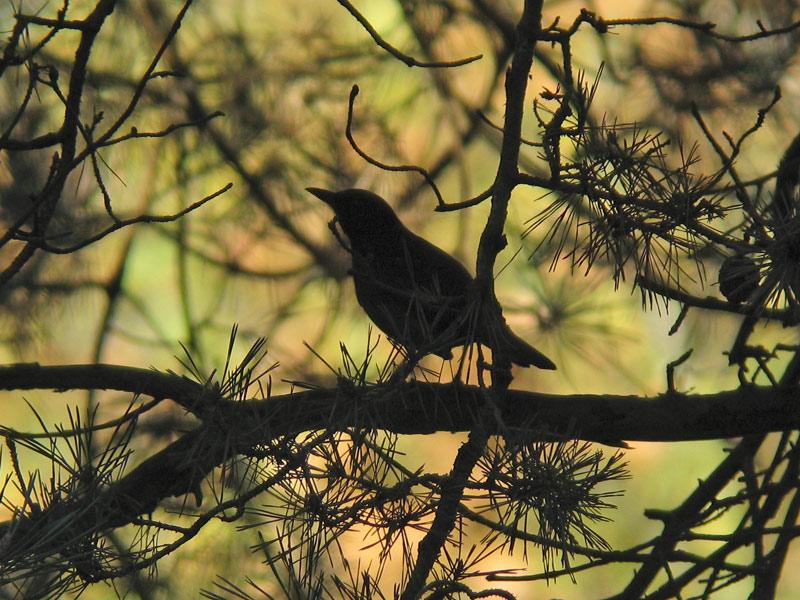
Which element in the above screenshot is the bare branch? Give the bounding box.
[336,0,482,68]
[26,183,232,254]
[345,85,444,206]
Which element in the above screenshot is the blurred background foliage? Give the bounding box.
[1,0,800,597]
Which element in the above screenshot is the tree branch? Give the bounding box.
[1,363,798,443]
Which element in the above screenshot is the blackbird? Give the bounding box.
[308,187,556,369]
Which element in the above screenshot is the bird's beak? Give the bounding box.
[306,187,337,207]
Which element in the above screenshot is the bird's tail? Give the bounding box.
[477,309,556,370]
[501,326,556,370]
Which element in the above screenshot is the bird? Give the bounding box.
[308,187,556,370]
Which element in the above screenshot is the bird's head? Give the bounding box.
[307,187,403,251]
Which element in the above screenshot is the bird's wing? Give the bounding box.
[401,232,474,296]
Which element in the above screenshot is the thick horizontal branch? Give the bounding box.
[238,381,799,443]
[0,363,798,443]
[0,362,797,544]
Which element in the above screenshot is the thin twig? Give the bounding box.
[28,183,232,254]
[345,85,444,206]
[336,0,482,68]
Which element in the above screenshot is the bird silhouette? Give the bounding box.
[308,187,556,370]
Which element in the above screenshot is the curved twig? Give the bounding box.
[345,85,444,206]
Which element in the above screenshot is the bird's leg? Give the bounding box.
[386,345,425,385]
[453,344,470,382]
[475,345,489,388]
